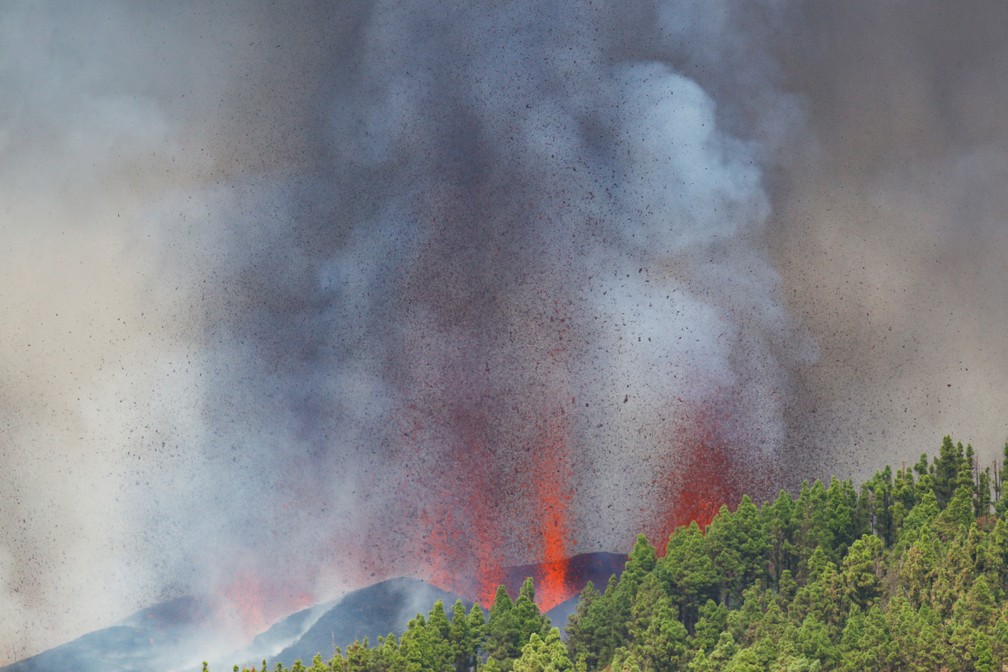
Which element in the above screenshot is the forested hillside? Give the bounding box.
[219,436,1008,672]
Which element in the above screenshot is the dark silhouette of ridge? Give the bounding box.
[1,551,627,671]
[500,551,627,604]
[268,578,463,666]
[1,596,216,672]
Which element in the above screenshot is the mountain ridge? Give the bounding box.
[2,551,627,672]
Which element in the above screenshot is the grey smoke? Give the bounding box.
[2,0,1007,663]
[769,0,1008,477]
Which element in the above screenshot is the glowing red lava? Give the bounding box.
[529,407,574,611]
[647,397,753,553]
[665,439,738,531]
[415,405,505,607]
[410,391,760,610]
[221,572,314,637]
[403,395,579,611]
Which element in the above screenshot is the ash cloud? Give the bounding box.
[769,1,1008,478]
[4,0,1008,664]
[187,0,808,599]
[0,1,339,659]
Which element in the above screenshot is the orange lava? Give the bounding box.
[530,407,573,611]
[423,497,504,608]
[667,440,737,531]
[408,400,579,611]
[648,399,745,552]
[416,407,505,608]
[222,572,315,636]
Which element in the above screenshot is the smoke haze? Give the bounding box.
[769,1,1008,477]
[1,1,1007,662]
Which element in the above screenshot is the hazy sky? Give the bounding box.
[2,1,1007,662]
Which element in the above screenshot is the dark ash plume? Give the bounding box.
[5,0,1008,663]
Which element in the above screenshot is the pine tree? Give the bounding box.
[563,581,602,671]
[933,436,964,508]
[691,600,728,655]
[839,534,884,611]
[705,497,769,606]
[512,628,571,672]
[467,603,486,654]
[976,467,993,519]
[761,490,798,586]
[485,584,520,668]
[826,477,861,553]
[659,522,718,631]
[996,441,1008,516]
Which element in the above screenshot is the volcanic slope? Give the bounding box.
[0,552,627,672]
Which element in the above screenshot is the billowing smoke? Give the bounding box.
[2,0,1008,663]
[173,0,810,612]
[768,1,1008,477]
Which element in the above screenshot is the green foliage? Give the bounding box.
[706,497,770,606]
[839,534,883,610]
[762,490,799,586]
[659,522,718,630]
[513,628,571,672]
[564,581,603,671]
[486,585,522,670]
[691,600,728,654]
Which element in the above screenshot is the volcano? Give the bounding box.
[1,552,627,672]
[496,551,627,610]
[0,596,220,672]
[265,550,627,667]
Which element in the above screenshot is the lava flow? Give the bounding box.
[664,439,739,531]
[424,419,505,608]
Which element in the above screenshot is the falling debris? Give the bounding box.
[3,1,1008,664]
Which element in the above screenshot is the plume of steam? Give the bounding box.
[0,0,806,659]
[769,0,1008,475]
[5,0,1008,664]
[182,0,810,601]
[0,1,336,659]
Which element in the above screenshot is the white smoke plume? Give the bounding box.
[3,0,1008,663]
